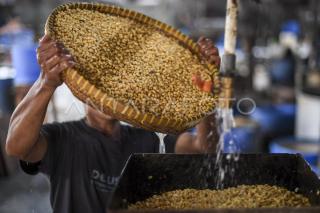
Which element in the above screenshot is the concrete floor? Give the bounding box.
[0,170,51,213]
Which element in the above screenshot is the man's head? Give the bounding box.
[85,105,120,135]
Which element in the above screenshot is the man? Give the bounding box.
[6,35,220,213]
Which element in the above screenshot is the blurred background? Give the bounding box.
[0,0,320,212]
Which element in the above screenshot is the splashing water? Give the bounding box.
[214,107,240,189]
[198,107,240,189]
[155,132,167,154]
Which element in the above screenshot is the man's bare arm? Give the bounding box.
[175,37,220,154]
[175,114,218,153]
[6,35,74,162]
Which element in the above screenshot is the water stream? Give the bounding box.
[214,107,240,189]
[199,107,240,189]
[155,108,239,187]
[155,132,167,153]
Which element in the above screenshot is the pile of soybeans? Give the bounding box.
[129,185,311,209]
[52,8,217,121]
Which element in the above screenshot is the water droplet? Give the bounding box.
[220,169,225,180]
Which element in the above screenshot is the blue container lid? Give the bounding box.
[12,43,40,86]
[281,20,300,36]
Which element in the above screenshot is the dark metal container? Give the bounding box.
[108,154,320,213]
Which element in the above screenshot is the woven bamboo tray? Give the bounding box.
[45,2,219,134]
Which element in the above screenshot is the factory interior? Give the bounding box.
[0,0,320,212]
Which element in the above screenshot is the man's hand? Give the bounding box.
[192,37,220,93]
[37,35,75,89]
[198,36,220,68]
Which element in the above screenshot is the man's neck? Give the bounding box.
[85,116,120,138]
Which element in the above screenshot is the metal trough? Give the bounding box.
[108,154,320,213]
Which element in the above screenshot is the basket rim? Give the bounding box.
[45,2,219,134]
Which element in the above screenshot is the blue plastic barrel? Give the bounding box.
[223,117,262,153]
[190,125,260,153]
[12,30,34,46]
[232,127,259,152]
[190,116,261,153]
[12,43,40,86]
[0,34,12,47]
[0,30,34,48]
[270,137,320,173]
[250,104,295,136]
[270,57,295,86]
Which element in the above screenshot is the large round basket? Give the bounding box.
[45,2,219,134]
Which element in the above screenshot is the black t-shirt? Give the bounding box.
[20,119,177,213]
